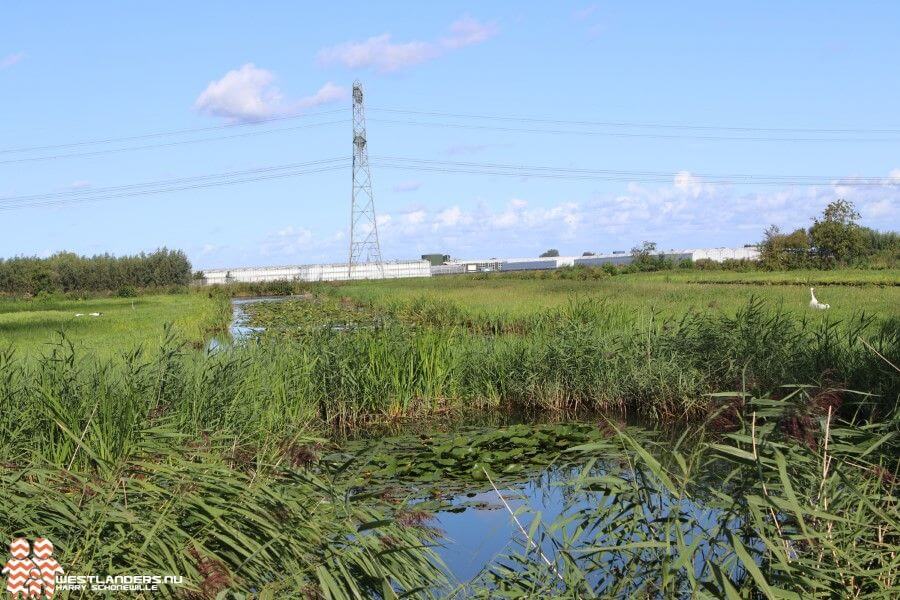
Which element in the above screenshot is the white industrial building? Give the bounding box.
[435,247,759,274]
[199,247,759,284]
[200,260,431,285]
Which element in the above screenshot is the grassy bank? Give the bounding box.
[327,269,899,321]
[0,291,230,356]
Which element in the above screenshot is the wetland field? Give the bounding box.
[1,270,898,598]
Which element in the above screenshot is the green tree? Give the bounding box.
[809,199,865,264]
[0,248,192,294]
[630,241,671,271]
[540,249,560,257]
[759,225,810,269]
[630,241,657,258]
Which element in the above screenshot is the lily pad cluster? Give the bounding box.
[329,423,619,502]
[246,296,383,337]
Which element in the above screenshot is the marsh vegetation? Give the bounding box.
[1,271,897,597]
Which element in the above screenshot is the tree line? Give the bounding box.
[544,199,897,271]
[759,199,898,269]
[0,249,192,295]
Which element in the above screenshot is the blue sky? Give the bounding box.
[1,2,898,269]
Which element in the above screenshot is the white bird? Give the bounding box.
[74,313,85,317]
[88,312,103,317]
[809,287,830,310]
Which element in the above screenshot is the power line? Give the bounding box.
[0,119,347,165]
[368,157,899,186]
[0,157,347,204]
[367,118,900,143]
[371,162,896,186]
[4,155,896,214]
[0,108,347,155]
[369,107,900,135]
[370,156,898,184]
[0,165,348,212]
[5,104,900,163]
[0,158,349,211]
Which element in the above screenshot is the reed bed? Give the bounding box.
[246,296,898,422]
[473,388,900,598]
[2,288,897,596]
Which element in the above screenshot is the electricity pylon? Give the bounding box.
[348,80,384,278]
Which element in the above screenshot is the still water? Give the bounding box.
[216,298,729,587]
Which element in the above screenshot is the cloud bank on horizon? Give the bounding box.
[198,170,899,268]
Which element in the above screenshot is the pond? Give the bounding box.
[207,296,292,350]
[216,298,736,589]
[333,419,732,589]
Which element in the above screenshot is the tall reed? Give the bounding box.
[472,387,899,598]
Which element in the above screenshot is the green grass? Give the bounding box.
[0,291,229,356]
[631,267,900,285]
[329,269,900,321]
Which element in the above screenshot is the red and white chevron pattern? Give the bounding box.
[2,538,63,599]
[3,538,35,598]
[32,539,62,598]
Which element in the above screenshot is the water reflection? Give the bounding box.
[207,296,291,351]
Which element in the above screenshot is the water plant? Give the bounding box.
[471,387,900,598]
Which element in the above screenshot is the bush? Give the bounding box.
[0,248,192,294]
[759,200,898,269]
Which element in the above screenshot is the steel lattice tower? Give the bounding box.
[348,80,384,278]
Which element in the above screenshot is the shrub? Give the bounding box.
[0,248,192,294]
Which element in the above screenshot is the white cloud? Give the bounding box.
[573,5,598,21]
[441,16,499,49]
[317,16,497,73]
[296,82,347,110]
[436,205,469,227]
[867,199,893,218]
[195,64,282,121]
[673,171,710,197]
[404,210,427,225]
[318,34,437,73]
[392,180,423,193]
[261,225,315,256]
[0,52,24,70]
[194,63,346,122]
[888,168,900,184]
[230,170,900,265]
[371,170,900,258]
